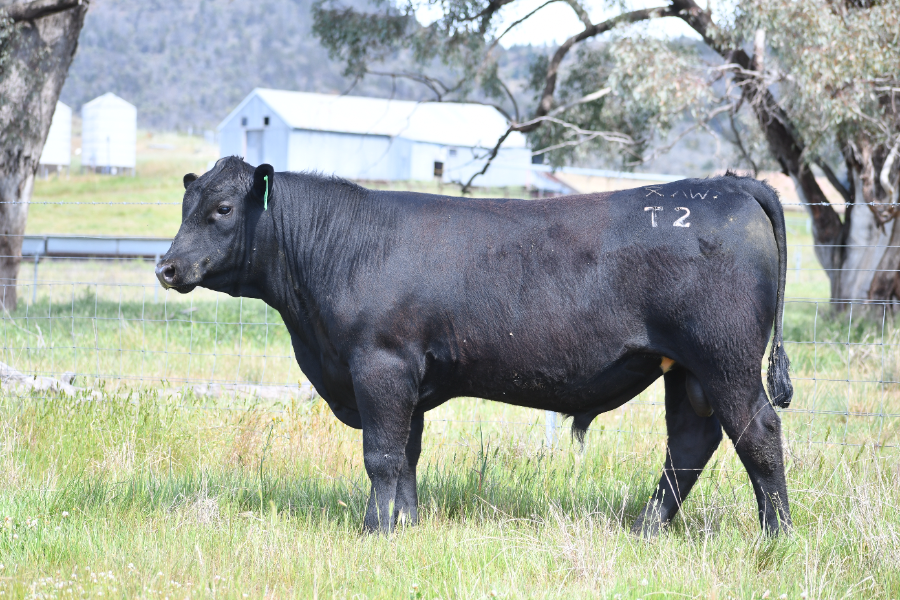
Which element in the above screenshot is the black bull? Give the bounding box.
[157,157,794,535]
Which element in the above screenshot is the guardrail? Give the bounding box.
[21,235,173,303]
[21,235,173,259]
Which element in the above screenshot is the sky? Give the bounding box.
[416,0,729,48]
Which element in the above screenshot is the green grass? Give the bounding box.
[10,147,900,597]
[28,131,217,237]
[0,389,898,598]
[0,246,897,596]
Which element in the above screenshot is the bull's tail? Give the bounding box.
[729,172,793,408]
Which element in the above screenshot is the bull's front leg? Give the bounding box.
[395,413,424,526]
[352,352,418,533]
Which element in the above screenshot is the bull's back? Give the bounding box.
[385,177,777,327]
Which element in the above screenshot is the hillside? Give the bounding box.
[59,0,542,132]
[59,0,735,176]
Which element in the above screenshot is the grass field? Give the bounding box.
[4,136,898,598]
[1,387,898,598]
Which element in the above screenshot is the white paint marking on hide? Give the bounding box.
[645,187,663,197]
[673,207,691,227]
[689,189,709,199]
[644,206,663,227]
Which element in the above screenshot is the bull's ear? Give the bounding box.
[183,173,198,189]
[252,164,275,209]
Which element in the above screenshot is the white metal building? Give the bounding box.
[38,101,72,177]
[81,92,137,175]
[218,89,532,187]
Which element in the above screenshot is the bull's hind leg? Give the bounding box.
[714,382,792,535]
[632,368,723,538]
[394,413,424,526]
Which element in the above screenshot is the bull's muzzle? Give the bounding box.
[155,259,177,289]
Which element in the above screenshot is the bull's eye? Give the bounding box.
[217,205,232,215]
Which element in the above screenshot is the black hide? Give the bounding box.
[157,157,793,535]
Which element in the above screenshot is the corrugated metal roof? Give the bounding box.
[222,88,527,149]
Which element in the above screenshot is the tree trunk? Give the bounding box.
[860,138,900,303]
[0,0,88,311]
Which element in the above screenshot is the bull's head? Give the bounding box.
[155,157,273,295]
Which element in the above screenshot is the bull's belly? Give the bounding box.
[451,352,665,414]
[312,348,666,425]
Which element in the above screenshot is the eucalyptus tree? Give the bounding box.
[313,0,900,304]
[0,0,88,311]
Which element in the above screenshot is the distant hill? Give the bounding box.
[61,0,415,130]
[59,0,541,132]
[60,0,735,176]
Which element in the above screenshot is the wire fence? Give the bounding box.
[0,214,898,450]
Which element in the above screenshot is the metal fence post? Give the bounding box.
[545,410,557,448]
[32,254,39,304]
[154,254,160,302]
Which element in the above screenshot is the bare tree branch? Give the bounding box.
[523,5,676,133]
[495,76,519,122]
[2,0,85,22]
[366,65,518,122]
[366,69,453,100]
[459,128,513,193]
[627,103,733,167]
[562,0,592,29]
[814,157,852,204]
[727,100,759,176]
[879,140,899,201]
[527,116,634,151]
[751,28,766,72]
[461,87,626,190]
[453,0,516,32]
[487,0,560,54]
[545,87,610,118]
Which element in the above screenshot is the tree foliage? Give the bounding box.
[527,36,714,168]
[736,0,899,159]
[312,0,900,303]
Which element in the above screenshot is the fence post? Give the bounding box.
[545,410,557,448]
[153,254,160,302]
[32,254,39,304]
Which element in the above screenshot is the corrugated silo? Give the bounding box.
[81,92,137,175]
[38,101,72,177]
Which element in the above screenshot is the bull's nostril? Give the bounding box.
[163,265,176,282]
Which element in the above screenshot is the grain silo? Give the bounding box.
[81,93,137,175]
[38,101,72,177]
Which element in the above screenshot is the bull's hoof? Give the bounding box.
[393,509,418,528]
[631,500,667,539]
[630,517,663,539]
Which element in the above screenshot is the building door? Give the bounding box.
[245,130,264,166]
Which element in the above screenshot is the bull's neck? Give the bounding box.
[241,174,387,332]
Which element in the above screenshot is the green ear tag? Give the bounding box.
[263,175,269,211]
